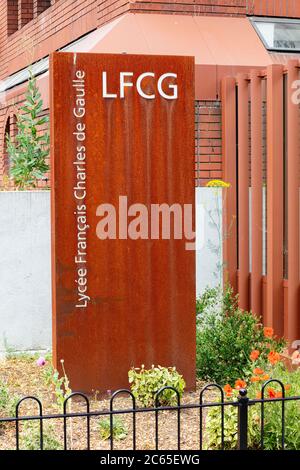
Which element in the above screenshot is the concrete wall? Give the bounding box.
[0,191,51,355]
[196,187,222,297]
[0,189,221,353]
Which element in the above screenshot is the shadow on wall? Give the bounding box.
[0,191,51,355]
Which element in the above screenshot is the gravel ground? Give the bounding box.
[0,356,220,451]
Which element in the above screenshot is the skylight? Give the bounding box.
[251,17,300,52]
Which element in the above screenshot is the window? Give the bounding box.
[7,1,18,36]
[35,0,51,15]
[2,116,16,178]
[19,0,34,28]
[251,17,300,52]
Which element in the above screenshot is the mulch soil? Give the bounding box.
[0,356,220,450]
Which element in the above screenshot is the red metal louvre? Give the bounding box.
[222,59,300,340]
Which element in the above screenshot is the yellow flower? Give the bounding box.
[206,179,231,188]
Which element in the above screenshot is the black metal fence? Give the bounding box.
[0,379,299,451]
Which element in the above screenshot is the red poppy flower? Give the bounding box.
[250,350,260,361]
[268,351,280,365]
[235,379,247,390]
[224,384,233,397]
[264,327,274,338]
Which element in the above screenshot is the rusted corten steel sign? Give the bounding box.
[50,52,195,393]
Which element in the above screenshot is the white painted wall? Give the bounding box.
[0,191,51,355]
[0,189,221,353]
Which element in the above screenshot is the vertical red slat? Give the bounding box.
[266,64,284,335]
[250,71,263,318]
[237,74,249,311]
[286,60,300,342]
[221,77,237,292]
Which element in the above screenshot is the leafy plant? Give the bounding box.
[6,70,49,189]
[196,286,285,385]
[0,379,21,420]
[205,401,259,450]
[196,285,237,327]
[43,359,72,409]
[205,362,300,450]
[249,363,300,450]
[99,417,128,441]
[204,180,233,284]
[0,380,10,411]
[20,422,62,450]
[128,365,186,407]
[196,286,220,317]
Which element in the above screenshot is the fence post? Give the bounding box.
[238,389,249,450]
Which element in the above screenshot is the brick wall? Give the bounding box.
[0,0,298,188]
[0,0,99,80]
[0,97,222,188]
[34,0,51,16]
[18,0,34,29]
[2,0,294,81]
[250,0,300,17]
[131,0,247,18]
[195,101,222,186]
[7,1,18,36]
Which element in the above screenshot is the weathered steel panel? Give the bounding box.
[221,77,238,293]
[50,52,195,393]
[237,74,250,311]
[250,71,263,318]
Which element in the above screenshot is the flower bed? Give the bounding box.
[0,355,217,451]
[206,345,300,450]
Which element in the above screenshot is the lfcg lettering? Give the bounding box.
[102,71,178,100]
[73,71,178,120]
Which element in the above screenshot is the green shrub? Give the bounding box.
[196,285,239,328]
[0,380,10,411]
[128,365,186,407]
[42,360,72,409]
[249,363,300,450]
[205,402,259,450]
[196,286,221,317]
[20,422,62,450]
[205,364,300,450]
[205,403,238,450]
[7,71,49,189]
[0,380,20,419]
[99,417,128,441]
[196,286,285,385]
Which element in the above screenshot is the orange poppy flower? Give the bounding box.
[235,379,247,390]
[262,374,270,381]
[250,376,260,383]
[264,327,274,338]
[250,350,260,361]
[268,351,280,365]
[253,367,264,375]
[285,384,291,391]
[224,384,233,397]
[268,388,276,399]
[256,392,262,399]
[275,392,282,399]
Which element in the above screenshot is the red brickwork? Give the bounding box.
[195,101,222,186]
[131,0,247,18]
[18,0,34,29]
[7,1,18,36]
[34,0,51,16]
[250,0,300,17]
[0,0,298,188]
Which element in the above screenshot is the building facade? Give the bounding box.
[1,1,300,352]
[1,0,300,187]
